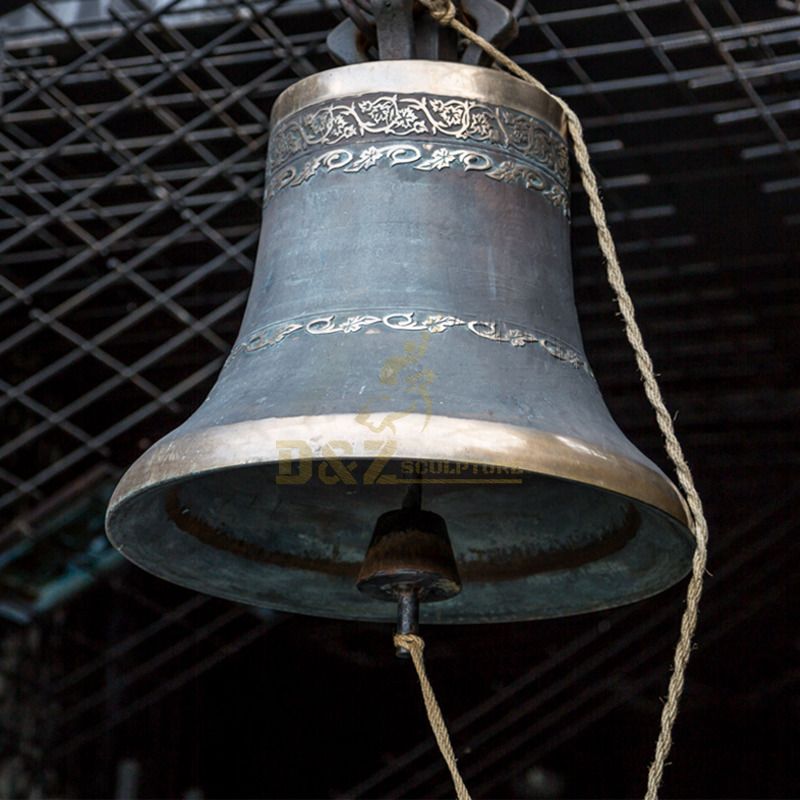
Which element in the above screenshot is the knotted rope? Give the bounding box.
[395,2,710,799]
[394,633,472,800]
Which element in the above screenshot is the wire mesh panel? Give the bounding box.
[0,0,338,523]
[1,0,798,527]
[0,1,798,797]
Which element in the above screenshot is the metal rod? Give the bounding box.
[395,589,421,659]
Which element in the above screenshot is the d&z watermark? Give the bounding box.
[274,334,522,486]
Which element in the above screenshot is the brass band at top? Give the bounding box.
[264,62,570,212]
[270,61,567,136]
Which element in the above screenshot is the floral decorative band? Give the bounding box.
[233,311,590,374]
[268,92,569,187]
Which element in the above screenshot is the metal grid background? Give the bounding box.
[0,1,798,797]
[1,0,799,517]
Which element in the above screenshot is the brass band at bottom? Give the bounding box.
[109,412,688,525]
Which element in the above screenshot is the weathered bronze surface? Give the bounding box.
[106,61,694,623]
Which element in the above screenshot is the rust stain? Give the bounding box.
[165,488,358,577]
[458,504,640,581]
[166,489,639,583]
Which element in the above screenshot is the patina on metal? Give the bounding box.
[106,59,695,624]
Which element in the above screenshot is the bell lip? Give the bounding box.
[106,412,689,527]
[269,60,567,138]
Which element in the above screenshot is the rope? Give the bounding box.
[394,633,472,800]
[411,2,710,798]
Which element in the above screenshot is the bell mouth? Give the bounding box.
[106,414,694,623]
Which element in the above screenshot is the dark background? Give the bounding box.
[0,1,798,798]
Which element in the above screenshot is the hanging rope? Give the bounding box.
[399,2,710,798]
[394,633,472,800]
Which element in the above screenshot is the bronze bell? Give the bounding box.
[106,61,693,623]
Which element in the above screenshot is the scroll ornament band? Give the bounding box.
[264,143,569,214]
[234,311,590,374]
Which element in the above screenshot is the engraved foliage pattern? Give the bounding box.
[268,93,569,185]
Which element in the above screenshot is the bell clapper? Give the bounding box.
[356,481,462,658]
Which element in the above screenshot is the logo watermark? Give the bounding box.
[275,332,522,485]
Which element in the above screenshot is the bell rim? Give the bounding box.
[269,59,567,138]
[107,412,689,526]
